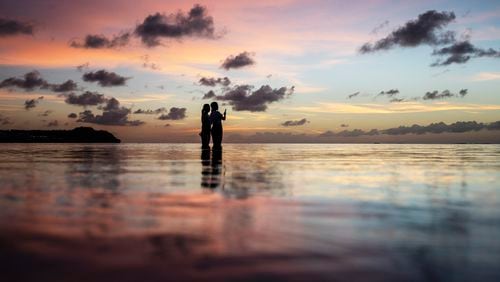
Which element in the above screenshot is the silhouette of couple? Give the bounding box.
[200,102,226,150]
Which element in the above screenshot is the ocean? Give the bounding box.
[0,143,499,281]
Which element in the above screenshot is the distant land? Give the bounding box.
[0,127,120,143]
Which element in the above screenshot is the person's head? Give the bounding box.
[210,102,219,111]
[202,104,210,113]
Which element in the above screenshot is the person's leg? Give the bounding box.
[213,131,221,149]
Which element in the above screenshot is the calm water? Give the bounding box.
[0,144,499,281]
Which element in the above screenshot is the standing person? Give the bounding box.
[200,104,211,149]
[210,102,226,150]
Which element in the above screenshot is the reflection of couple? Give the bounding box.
[200,102,226,150]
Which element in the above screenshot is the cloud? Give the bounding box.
[70,33,130,49]
[341,124,349,128]
[202,90,216,99]
[67,113,77,118]
[50,80,78,92]
[316,120,497,137]
[382,121,486,135]
[83,70,129,87]
[0,71,78,93]
[347,92,360,99]
[431,41,500,66]
[76,62,90,72]
[64,91,107,106]
[221,51,255,70]
[135,4,217,47]
[0,71,48,91]
[158,107,187,120]
[370,20,389,35]
[423,89,467,100]
[133,107,167,114]
[377,89,399,97]
[214,84,294,112]
[471,72,500,81]
[39,110,52,117]
[77,98,144,126]
[0,113,12,125]
[199,76,231,87]
[281,118,309,127]
[390,98,406,103]
[0,18,34,37]
[24,96,43,110]
[46,120,59,127]
[360,10,456,53]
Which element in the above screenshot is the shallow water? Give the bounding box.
[0,144,499,281]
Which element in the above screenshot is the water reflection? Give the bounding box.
[200,149,224,190]
[0,144,499,281]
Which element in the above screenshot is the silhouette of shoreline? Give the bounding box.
[0,127,120,143]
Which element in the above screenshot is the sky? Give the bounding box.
[0,0,499,142]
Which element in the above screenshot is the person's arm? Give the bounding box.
[222,109,226,120]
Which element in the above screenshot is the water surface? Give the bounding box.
[0,144,499,281]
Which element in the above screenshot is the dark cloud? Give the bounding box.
[67,113,77,118]
[487,121,500,130]
[23,96,43,110]
[382,121,486,135]
[199,76,231,87]
[46,120,59,127]
[83,70,129,87]
[360,10,456,53]
[347,92,360,99]
[390,98,406,103]
[50,80,78,92]
[341,124,349,128]
[133,107,167,114]
[221,51,255,70]
[64,91,107,106]
[140,55,161,70]
[318,120,495,137]
[281,118,309,127]
[0,18,34,37]
[0,71,78,93]
[158,107,187,120]
[0,113,12,125]
[39,110,52,117]
[24,99,38,110]
[70,33,130,49]
[77,98,144,126]
[370,20,389,35]
[423,89,467,100]
[202,90,216,99]
[135,4,217,47]
[76,62,90,72]
[214,84,294,112]
[0,71,48,91]
[378,89,399,97]
[431,41,500,66]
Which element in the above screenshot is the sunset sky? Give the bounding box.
[0,0,499,142]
